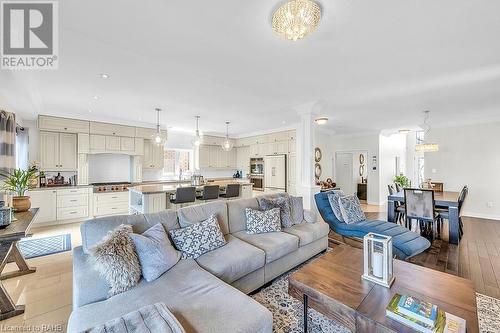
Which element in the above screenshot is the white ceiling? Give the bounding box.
[1,0,500,136]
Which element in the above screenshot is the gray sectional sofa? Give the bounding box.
[68,195,329,333]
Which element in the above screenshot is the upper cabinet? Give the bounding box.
[90,122,135,137]
[40,131,77,171]
[135,127,157,139]
[39,115,89,133]
[143,139,164,169]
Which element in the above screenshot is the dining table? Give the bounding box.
[387,190,461,245]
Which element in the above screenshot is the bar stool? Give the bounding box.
[219,184,240,200]
[197,185,220,202]
[170,186,196,209]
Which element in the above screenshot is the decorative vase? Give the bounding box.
[12,196,31,212]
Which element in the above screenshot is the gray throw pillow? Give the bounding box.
[129,223,181,282]
[258,196,293,228]
[89,224,141,297]
[327,189,346,222]
[169,214,226,259]
[338,195,366,224]
[245,207,281,234]
[289,196,304,225]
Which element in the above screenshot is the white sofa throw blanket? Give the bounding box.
[81,303,186,333]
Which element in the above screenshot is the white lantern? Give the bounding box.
[362,233,395,288]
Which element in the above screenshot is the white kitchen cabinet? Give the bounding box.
[40,131,59,170]
[209,146,220,168]
[93,192,129,217]
[120,137,135,152]
[288,140,296,153]
[59,133,77,170]
[143,139,164,169]
[134,138,144,155]
[236,146,250,172]
[288,130,296,141]
[38,115,89,133]
[29,190,57,224]
[40,131,77,171]
[77,133,89,153]
[105,136,120,151]
[199,145,210,169]
[90,134,106,151]
[77,154,89,185]
[249,144,259,157]
[268,141,288,155]
[90,122,135,137]
[135,127,157,139]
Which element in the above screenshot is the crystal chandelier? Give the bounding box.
[272,0,321,41]
[415,111,439,153]
[221,122,234,152]
[151,108,167,147]
[192,115,202,147]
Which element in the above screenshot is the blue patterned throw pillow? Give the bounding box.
[327,190,346,222]
[258,196,293,228]
[169,214,226,259]
[245,208,281,234]
[289,196,304,225]
[338,195,366,224]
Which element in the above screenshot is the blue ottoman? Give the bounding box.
[315,191,430,260]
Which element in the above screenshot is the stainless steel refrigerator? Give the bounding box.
[264,154,287,192]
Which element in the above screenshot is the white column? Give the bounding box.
[295,102,321,210]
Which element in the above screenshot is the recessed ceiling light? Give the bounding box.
[93,95,99,100]
[100,73,109,79]
[88,109,92,113]
[314,117,328,125]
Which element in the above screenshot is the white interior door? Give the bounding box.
[335,152,354,195]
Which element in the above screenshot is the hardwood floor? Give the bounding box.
[0,204,498,331]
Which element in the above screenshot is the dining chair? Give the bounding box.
[395,183,402,193]
[220,184,240,199]
[404,188,440,240]
[170,186,196,209]
[437,185,468,239]
[388,185,405,225]
[197,185,220,202]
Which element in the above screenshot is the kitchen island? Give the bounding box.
[129,180,253,214]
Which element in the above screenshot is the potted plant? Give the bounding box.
[393,174,411,189]
[0,168,37,212]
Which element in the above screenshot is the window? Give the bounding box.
[162,149,193,178]
[416,131,425,144]
[417,157,425,187]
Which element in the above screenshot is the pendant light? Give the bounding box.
[192,115,202,147]
[151,108,167,147]
[221,121,234,152]
[415,110,439,153]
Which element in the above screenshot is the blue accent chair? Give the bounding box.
[315,191,430,260]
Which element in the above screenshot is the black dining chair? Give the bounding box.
[388,185,405,225]
[170,186,196,209]
[437,185,468,239]
[197,185,220,202]
[220,184,240,199]
[404,188,440,240]
[395,183,402,193]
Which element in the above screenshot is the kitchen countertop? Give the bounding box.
[29,185,92,191]
[129,180,253,195]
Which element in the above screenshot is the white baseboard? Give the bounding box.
[463,212,500,221]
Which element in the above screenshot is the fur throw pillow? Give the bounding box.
[89,224,141,297]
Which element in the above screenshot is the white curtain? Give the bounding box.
[0,110,16,175]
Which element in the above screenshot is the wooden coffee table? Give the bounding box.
[289,245,478,333]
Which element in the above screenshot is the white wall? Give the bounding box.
[425,122,500,220]
[379,133,406,202]
[314,130,334,180]
[330,133,381,204]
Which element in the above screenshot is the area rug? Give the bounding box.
[252,254,500,333]
[18,234,72,259]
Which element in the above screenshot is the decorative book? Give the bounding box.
[386,294,466,333]
[397,294,438,326]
